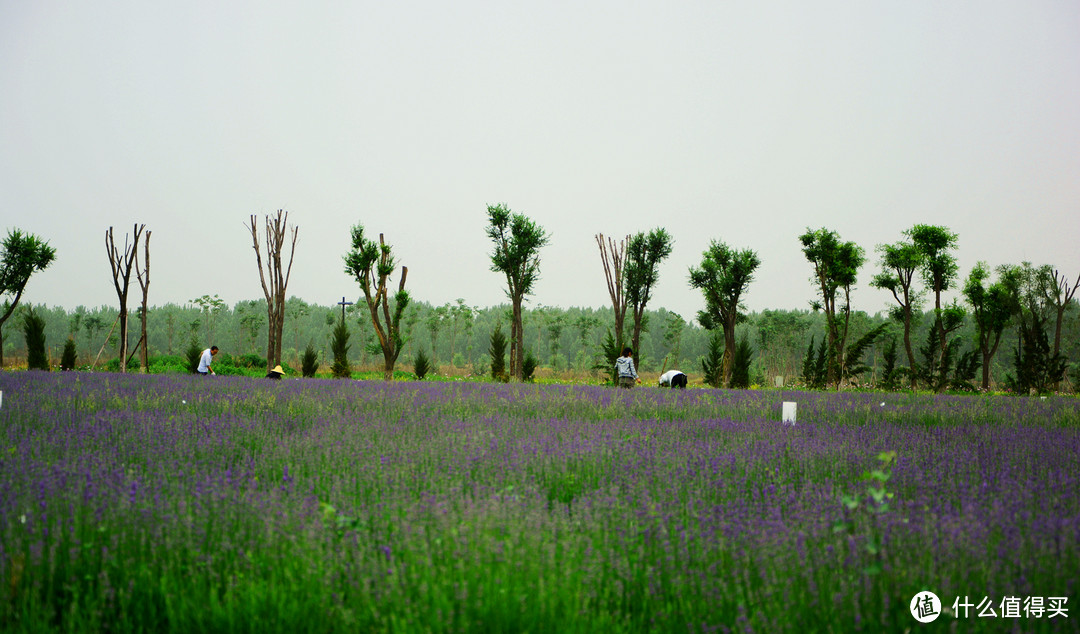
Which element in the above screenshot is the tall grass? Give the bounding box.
[1,372,1077,632]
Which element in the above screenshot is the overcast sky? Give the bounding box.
[2,1,1078,322]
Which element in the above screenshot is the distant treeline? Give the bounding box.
[4,296,1078,391]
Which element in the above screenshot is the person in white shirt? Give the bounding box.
[615,347,639,389]
[197,346,218,375]
[658,369,687,388]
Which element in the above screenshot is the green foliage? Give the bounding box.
[485,204,549,380]
[799,227,865,387]
[842,323,889,383]
[834,451,897,575]
[950,347,980,392]
[301,343,319,378]
[591,328,623,384]
[878,336,901,391]
[917,302,966,391]
[689,239,760,386]
[489,326,507,380]
[344,224,411,380]
[801,335,828,390]
[330,320,352,379]
[413,348,431,380]
[625,228,674,359]
[185,340,202,374]
[908,224,960,298]
[730,333,753,389]
[701,330,724,388]
[104,356,141,372]
[522,350,537,382]
[1008,310,1066,394]
[23,307,48,370]
[231,353,267,369]
[61,337,77,371]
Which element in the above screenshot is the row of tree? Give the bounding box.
[2,211,1077,392]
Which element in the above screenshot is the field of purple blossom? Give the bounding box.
[1,371,1078,633]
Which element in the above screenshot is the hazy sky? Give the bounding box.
[2,1,1078,322]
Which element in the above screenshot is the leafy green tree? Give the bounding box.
[344,224,410,381]
[908,224,961,391]
[626,228,673,366]
[485,204,549,380]
[870,238,923,388]
[689,240,760,388]
[963,262,1018,390]
[799,228,864,388]
[0,229,57,368]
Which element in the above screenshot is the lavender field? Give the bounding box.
[1,372,1078,633]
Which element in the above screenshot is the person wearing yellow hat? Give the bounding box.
[266,364,285,380]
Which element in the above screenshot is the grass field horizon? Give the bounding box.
[2,371,1077,632]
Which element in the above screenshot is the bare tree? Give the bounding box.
[134,230,151,372]
[106,224,145,373]
[247,210,298,368]
[596,233,629,348]
[1039,267,1079,390]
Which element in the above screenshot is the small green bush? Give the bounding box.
[186,341,202,374]
[301,343,319,378]
[60,337,78,371]
[23,308,49,371]
[414,349,431,380]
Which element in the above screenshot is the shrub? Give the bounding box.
[301,343,319,378]
[489,327,507,380]
[185,340,202,374]
[60,337,78,371]
[330,320,352,379]
[701,330,723,388]
[413,349,431,380]
[233,353,267,369]
[522,351,537,382]
[730,334,753,389]
[23,308,48,371]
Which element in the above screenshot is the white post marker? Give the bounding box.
[782,401,797,425]
[0,390,3,410]
[774,375,784,388]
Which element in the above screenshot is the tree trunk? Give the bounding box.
[901,302,917,390]
[118,307,128,373]
[510,300,523,379]
[722,316,736,388]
